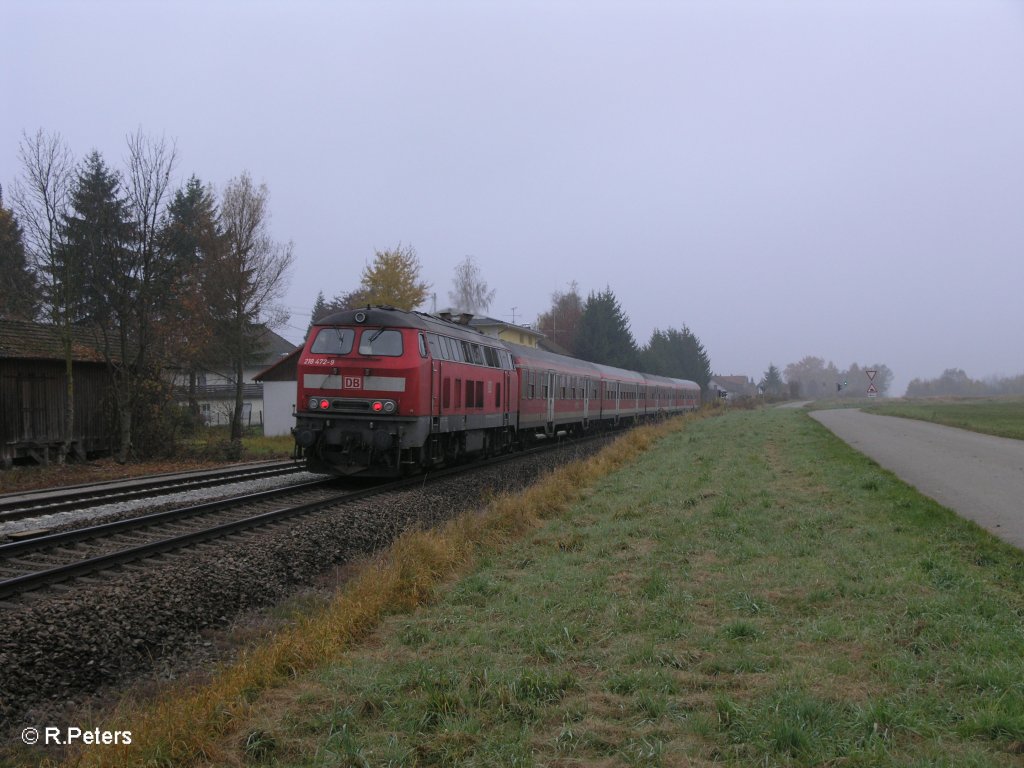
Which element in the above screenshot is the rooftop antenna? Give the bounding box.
[509,306,519,324]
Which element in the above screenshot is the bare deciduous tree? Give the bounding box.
[12,130,77,461]
[214,171,295,453]
[448,255,495,315]
[124,129,177,370]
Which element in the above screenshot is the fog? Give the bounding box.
[4,0,1023,396]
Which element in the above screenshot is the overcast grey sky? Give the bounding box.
[4,0,1023,395]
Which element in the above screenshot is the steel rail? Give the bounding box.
[0,433,608,600]
[0,461,304,522]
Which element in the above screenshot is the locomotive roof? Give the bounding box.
[315,306,497,342]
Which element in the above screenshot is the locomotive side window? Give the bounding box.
[310,327,354,355]
[419,333,427,358]
[484,346,499,368]
[358,329,403,356]
[447,337,463,362]
[427,333,445,359]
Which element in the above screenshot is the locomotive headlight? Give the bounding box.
[308,397,319,410]
[383,401,396,413]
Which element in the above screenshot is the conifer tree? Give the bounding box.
[62,150,137,460]
[0,185,38,320]
[641,326,712,390]
[160,175,223,420]
[574,287,637,369]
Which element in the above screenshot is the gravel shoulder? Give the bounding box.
[810,408,1024,549]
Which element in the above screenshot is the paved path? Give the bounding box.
[810,408,1024,549]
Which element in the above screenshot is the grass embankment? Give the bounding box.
[0,432,293,494]
[59,408,1024,767]
[865,397,1024,441]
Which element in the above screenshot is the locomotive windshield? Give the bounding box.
[310,327,355,355]
[358,328,403,356]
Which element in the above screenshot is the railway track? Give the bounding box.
[0,436,609,602]
[0,460,304,523]
[0,477,354,600]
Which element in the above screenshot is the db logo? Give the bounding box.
[343,376,362,390]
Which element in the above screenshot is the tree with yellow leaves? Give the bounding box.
[360,242,430,310]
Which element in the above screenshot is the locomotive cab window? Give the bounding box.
[358,329,403,356]
[310,327,354,355]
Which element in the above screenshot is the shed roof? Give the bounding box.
[0,320,108,363]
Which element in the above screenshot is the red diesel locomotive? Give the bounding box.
[293,306,700,476]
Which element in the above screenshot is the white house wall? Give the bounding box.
[263,380,296,437]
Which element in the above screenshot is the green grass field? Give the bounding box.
[58,408,1024,767]
[865,398,1024,440]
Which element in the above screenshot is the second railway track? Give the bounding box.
[0,460,305,523]
[0,437,607,602]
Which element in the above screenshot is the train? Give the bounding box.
[292,305,701,476]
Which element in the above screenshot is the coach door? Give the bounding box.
[546,370,555,433]
[503,369,511,426]
[582,376,590,429]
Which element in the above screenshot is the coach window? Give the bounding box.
[310,327,354,355]
[358,329,403,356]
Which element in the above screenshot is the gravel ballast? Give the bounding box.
[0,441,604,733]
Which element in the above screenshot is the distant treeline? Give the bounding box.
[906,369,1024,398]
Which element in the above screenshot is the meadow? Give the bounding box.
[55,407,1024,767]
[866,397,1024,440]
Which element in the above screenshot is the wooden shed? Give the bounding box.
[0,320,113,466]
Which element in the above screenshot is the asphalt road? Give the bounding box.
[810,408,1024,550]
